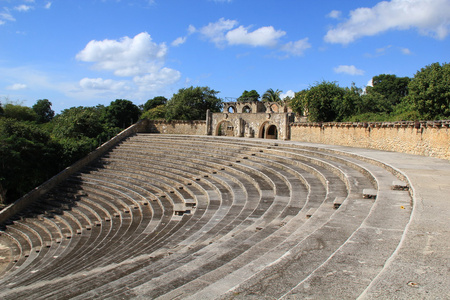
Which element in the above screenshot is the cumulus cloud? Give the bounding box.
[226,25,286,47]
[133,67,181,92]
[76,32,181,97]
[197,18,310,56]
[280,90,295,100]
[76,32,169,77]
[199,18,238,47]
[334,65,365,75]
[325,0,450,45]
[6,83,27,90]
[280,38,311,56]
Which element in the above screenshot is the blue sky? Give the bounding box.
[0,0,449,112]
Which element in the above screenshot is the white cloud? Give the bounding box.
[76,32,181,97]
[6,83,27,90]
[197,18,309,56]
[199,18,238,47]
[327,10,342,19]
[171,36,186,47]
[133,67,181,92]
[280,38,311,56]
[280,90,295,100]
[400,47,412,55]
[14,5,33,12]
[0,9,15,24]
[79,78,128,91]
[325,0,450,45]
[188,24,197,35]
[334,65,365,75]
[226,25,286,47]
[45,2,52,9]
[76,32,168,77]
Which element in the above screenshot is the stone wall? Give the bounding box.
[290,120,450,160]
[143,119,207,135]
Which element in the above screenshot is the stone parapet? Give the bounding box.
[290,120,450,160]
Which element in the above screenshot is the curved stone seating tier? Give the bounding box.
[0,134,418,299]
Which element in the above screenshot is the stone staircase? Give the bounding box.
[0,134,414,299]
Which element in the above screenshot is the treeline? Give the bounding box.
[289,62,450,122]
[0,99,140,205]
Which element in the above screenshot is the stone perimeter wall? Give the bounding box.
[290,120,450,160]
[142,119,207,135]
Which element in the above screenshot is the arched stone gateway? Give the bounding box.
[216,120,234,136]
[258,122,278,139]
[266,124,278,139]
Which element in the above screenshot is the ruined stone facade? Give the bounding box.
[209,101,295,140]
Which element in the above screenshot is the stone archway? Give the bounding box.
[258,122,278,139]
[242,105,252,113]
[216,120,235,136]
[266,125,278,139]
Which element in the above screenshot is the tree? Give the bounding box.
[0,102,4,117]
[407,62,450,120]
[336,84,363,121]
[289,90,308,117]
[165,86,222,121]
[143,96,168,111]
[140,105,166,120]
[0,118,62,204]
[50,106,114,164]
[237,90,260,102]
[3,103,38,122]
[102,99,141,129]
[262,88,282,102]
[304,81,345,122]
[33,99,55,123]
[367,74,410,107]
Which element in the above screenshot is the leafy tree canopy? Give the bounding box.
[303,81,345,122]
[143,96,167,112]
[102,99,141,129]
[140,105,166,120]
[32,99,55,123]
[262,88,282,102]
[3,103,38,122]
[0,118,62,204]
[367,74,410,106]
[408,62,450,120]
[237,90,260,102]
[52,106,105,139]
[165,86,222,121]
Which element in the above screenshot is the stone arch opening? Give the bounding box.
[216,120,234,136]
[242,105,252,113]
[266,125,278,139]
[227,106,236,113]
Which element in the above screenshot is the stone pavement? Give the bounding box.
[290,141,450,300]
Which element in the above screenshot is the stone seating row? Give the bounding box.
[0,134,411,299]
[33,135,362,298]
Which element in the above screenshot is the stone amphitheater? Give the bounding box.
[0,119,449,299]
